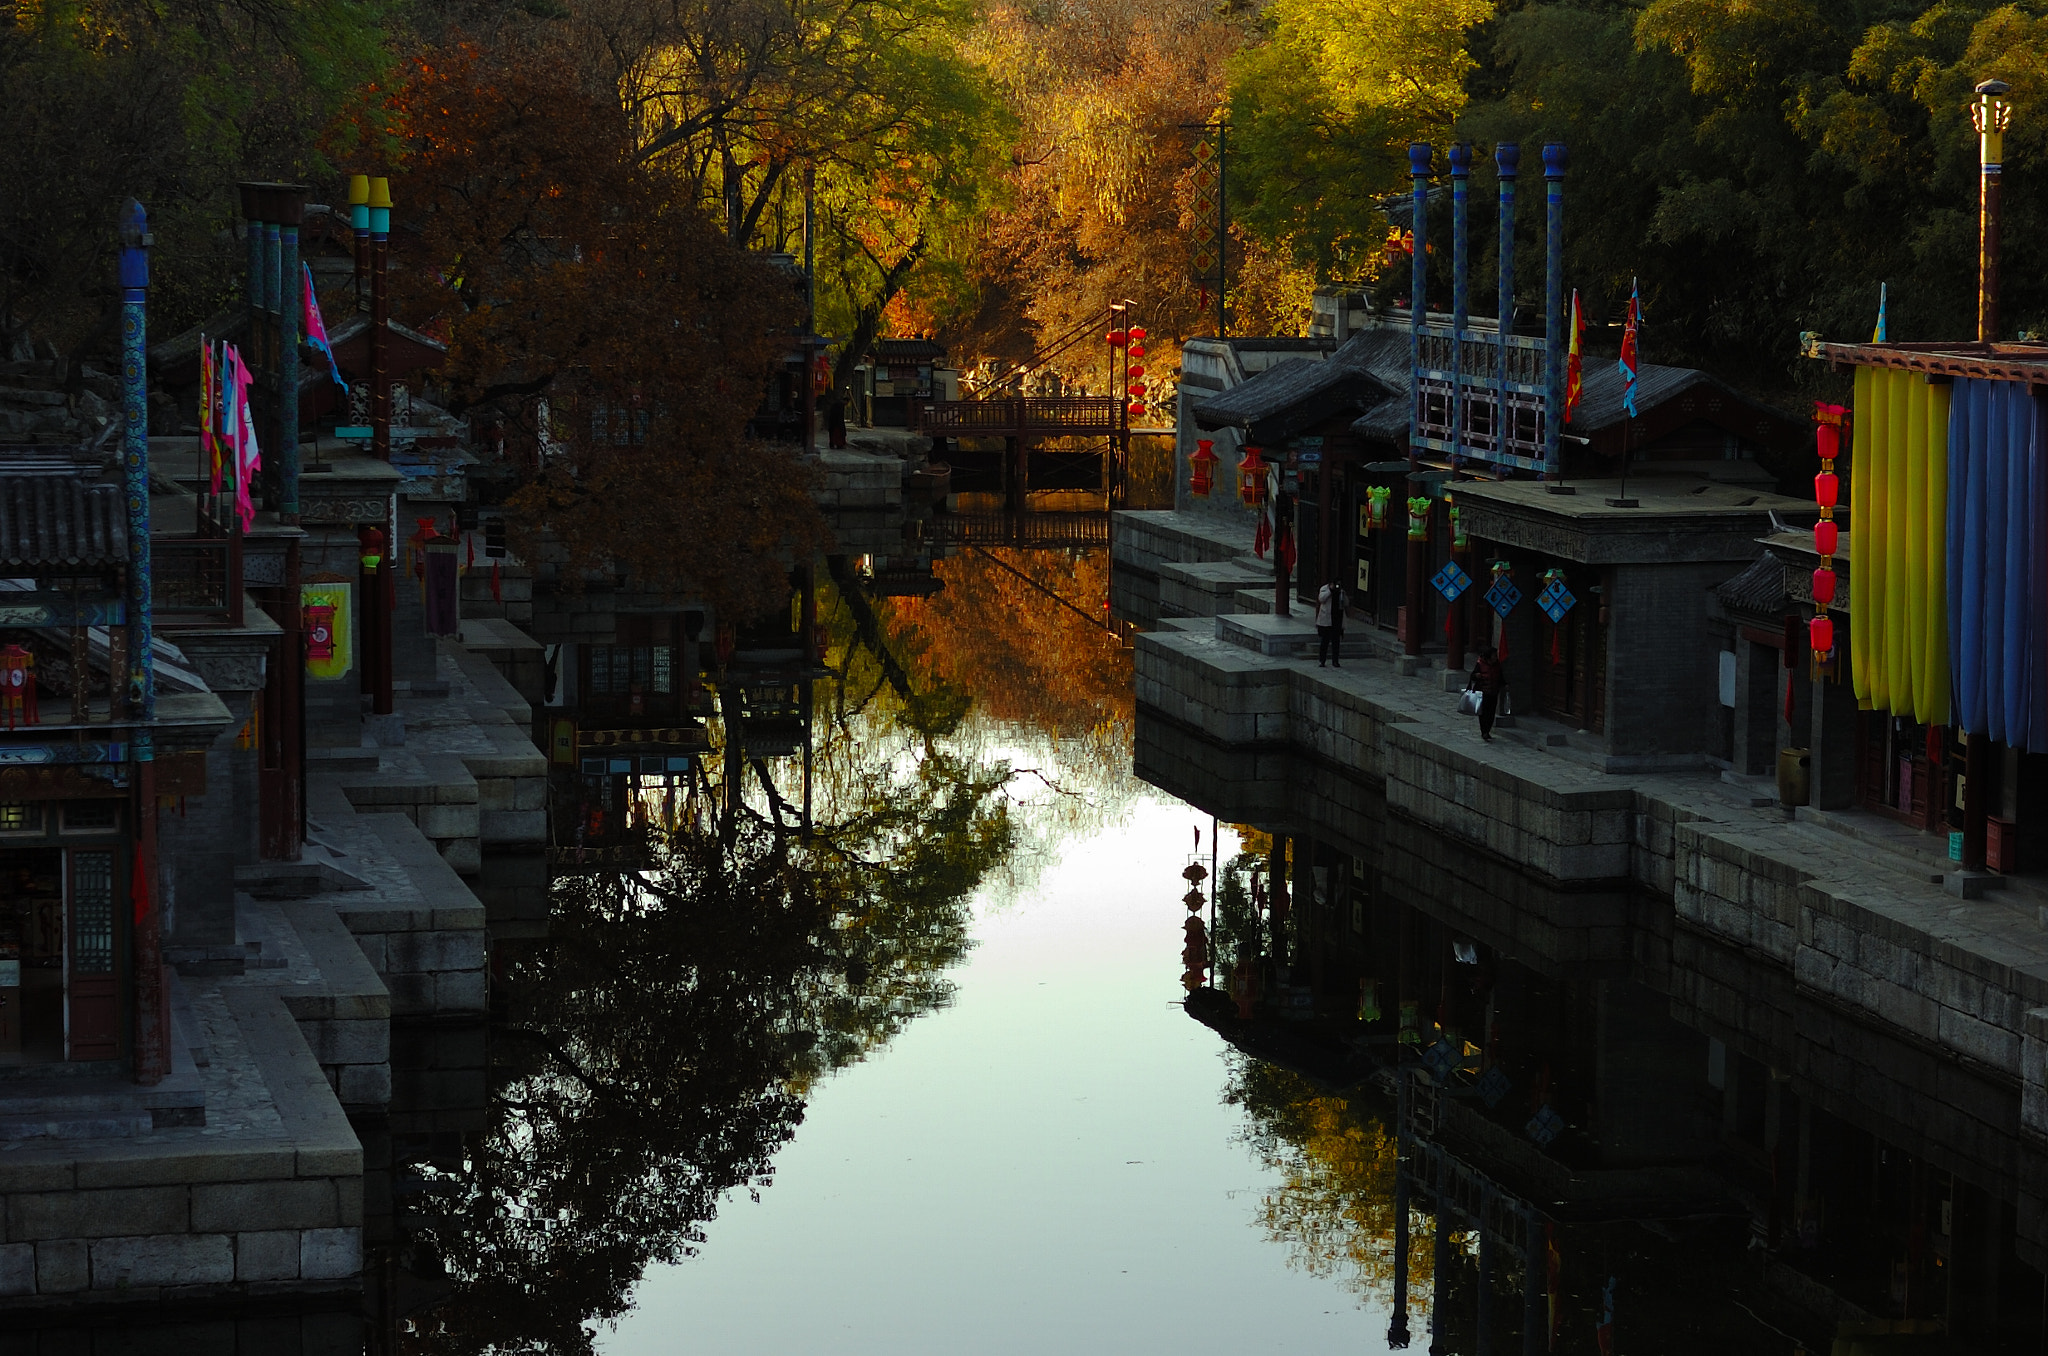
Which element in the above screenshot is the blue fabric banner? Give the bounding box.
[1947,377,2048,751]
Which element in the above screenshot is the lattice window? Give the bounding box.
[71,850,114,975]
[0,803,37,833]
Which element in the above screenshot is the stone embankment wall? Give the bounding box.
[1130,507,2048,1257]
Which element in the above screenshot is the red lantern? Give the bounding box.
[1128,402,1145,417]
[1129,326,1148,341]
[1106,329,1127,347]
[1129,382,1147,398]
[0,643,35,730]
[1128,365,1145,380]
[1238,445,1269,506]
[1129,344,1147,359]
[1814,519,1838,555]
[1812,567,1837,605]
[1809,615,1834,654]
[1190,438,1220,497]
[1814,472,1839,508]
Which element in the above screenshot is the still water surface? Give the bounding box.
[608,792,1384,1354]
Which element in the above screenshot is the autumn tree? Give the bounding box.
[351,43,831,621]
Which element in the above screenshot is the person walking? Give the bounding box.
[1470,645,1505,741]
[1315,579,1347,667]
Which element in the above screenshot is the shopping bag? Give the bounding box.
[1457,688,1483,716]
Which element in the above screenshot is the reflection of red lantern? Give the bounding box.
[715,621,735,669]
[1129,382,1146,398]
[1128,365,1145,380]
[0,643,35,730]
[1129,326,1148,341]
[1190,438,1220,497]
[1128,402,1144,417]
[1106,329,1127,347]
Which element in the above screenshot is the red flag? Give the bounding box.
[1564,291,1585,424]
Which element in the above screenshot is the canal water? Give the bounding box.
[606,787,1379,1354]
[14,545,2046,1353]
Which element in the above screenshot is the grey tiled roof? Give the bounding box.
[1193,329,1407,440]
[1715,550,1788,613]
[0,475,127,568]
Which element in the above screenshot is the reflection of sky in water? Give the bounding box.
[605,786,1397,1354]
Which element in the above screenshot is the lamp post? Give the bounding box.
[1974,79,2012,345]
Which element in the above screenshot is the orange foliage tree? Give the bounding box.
[884,547,1133,741]
[336,42,830,621]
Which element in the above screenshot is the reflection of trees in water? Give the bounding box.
[861,546,1145,889]
[406,822,828,1355]
[1227,1057,1434,1310]
[414,723,1013,1352]
[408,553,1141,1350]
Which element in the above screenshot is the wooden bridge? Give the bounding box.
[908,396,1124,438]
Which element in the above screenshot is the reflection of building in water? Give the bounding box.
[544,570,841,860]
[1147,714,2048,1353]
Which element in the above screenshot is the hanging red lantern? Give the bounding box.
[1238,445,1269,506]
[1812,566,1837,605]
[1129,343,1147,359]
[0,643,35,730]
[1190,438,1220,497]
[1813,471,1839,507]
[1809,614,1834,654]
[1814,519,1838,556]
[1106,329,1127,347]
[1128,402,1145,417]
[1129,326,1148,341]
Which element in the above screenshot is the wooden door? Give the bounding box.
[66,848,119,1060]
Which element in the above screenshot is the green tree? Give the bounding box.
[1227,0,1493,279]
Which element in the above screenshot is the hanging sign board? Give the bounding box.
[302,582,353,680]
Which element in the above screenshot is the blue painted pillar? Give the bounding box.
[1496,143,1519,454]
[1408,142,1432,414]
[1543,144,1568,475]
[119,199,168,1085]
[119,202,154,730]
[1449,143,1470,467]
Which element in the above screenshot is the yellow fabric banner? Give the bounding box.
[1850,367,1950,724]
[301,582,354,682]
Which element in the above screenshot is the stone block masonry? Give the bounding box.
[1131,527,2048,1230]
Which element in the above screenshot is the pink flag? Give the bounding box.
[225,344,260,531]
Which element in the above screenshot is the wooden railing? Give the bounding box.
[909,396,1123,437]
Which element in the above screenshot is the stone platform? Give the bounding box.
[0,636,542,1309]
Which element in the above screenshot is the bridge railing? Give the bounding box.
[909,397,1123,436]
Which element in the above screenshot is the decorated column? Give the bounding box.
[1542,143,1567,477]
[120,200,168,1086]
[1406,143,1433,656]
[1450,143,1471,467]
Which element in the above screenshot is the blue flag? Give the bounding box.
[1873,282,1888,342]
